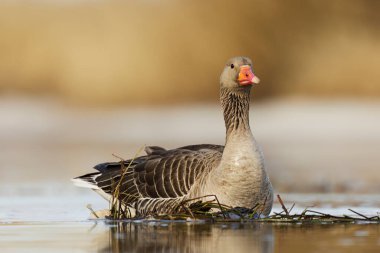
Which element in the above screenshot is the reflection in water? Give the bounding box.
[1,221,380,252]
[96,221,380,253]
[272,223,380,253]
[99,221,274,253]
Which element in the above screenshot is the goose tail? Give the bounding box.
[71,172,100,189]
[71,173,112,201]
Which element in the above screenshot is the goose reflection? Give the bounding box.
[98,221,274,253]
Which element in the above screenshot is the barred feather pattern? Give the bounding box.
[220,87,250,136]
[76,145,223,216]
[74,57,273,216]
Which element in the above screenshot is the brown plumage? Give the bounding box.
[73,56,273,216]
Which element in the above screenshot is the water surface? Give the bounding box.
[1,220,380,253]
[1,185,379,253]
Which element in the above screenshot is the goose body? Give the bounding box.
[73,57,273,216]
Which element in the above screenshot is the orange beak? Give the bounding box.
[238,65,260,86]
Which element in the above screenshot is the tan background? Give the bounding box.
[0,0,379,193]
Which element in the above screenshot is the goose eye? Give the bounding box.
[230,64,234,69]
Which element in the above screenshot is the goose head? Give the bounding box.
[220,56,260,89]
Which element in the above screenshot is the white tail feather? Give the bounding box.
[71,178,100,189]
[72,177,112,201]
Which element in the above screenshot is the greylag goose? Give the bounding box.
[73,56,273,216]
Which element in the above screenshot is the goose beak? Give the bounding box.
[238,65,260,86]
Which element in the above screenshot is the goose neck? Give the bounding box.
[220,87,251,140]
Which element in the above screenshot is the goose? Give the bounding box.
[73,56,273,216]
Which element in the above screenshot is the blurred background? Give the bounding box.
[1,0,380,196]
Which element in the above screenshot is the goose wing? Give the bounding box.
[76,145,223,213]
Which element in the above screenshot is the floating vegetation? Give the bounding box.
[259,195,380,224]
[151,195,380,224]
[104,191,380,224]
[102,154,380,224]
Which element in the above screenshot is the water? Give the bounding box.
[1,220,380,252]
[1,183,380,252]
[1,97,380,252]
